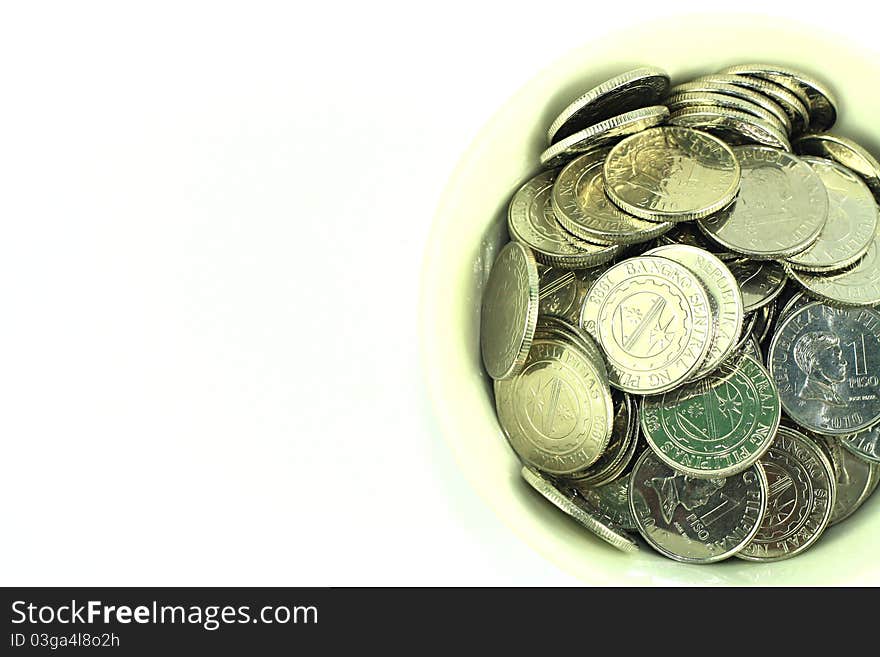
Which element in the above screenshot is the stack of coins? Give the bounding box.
[480,65,880,563]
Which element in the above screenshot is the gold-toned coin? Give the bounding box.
[668,106,791,151]
[794,133,880,201]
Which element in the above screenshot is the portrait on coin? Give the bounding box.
[792,331,847,406]
[645,473,725,524]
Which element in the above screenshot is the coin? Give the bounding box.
[786,230,880,307]
[753,301,778,347]
[508,169,623,269]
[737,426,835,561]
[535,315,608,381]
[580,256,713,394]
[571,474,637,531]
[718,64,838,132]
[480,241,540,380]
[819,436,876,526]
[740,334,763,364]
[697,146,827,259]
[785,158,878,273]
[521,466,639,553]
[644,244,744,378]
[540,106,669,168]
[547,67,670,144]
[841,423,880,464]
[778,289,811,322]
[794,133,880,201]
[657,222,736,261]
[667,79,791,133]
[603,127,741,222]
[495,337,613,475]
[694,73,810,135]
[629,450,767,563]
[641,355,780,478]
[726,258,787,312]
[553,150,673,246]
[768,302,880,435]
[665,91,788,134]
[667,106,791,151]
[538,266,606,325]
[569,392,639,486]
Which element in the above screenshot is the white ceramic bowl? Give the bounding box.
[420,16,880,585]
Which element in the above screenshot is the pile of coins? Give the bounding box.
[481,65,880,563]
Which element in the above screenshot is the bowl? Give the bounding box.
[419,15,880,585]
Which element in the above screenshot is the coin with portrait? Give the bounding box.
[697,146,827,259]
[629,450,768,563]
[768,302,880,435]
[841,423,880,464]
[603,127,741,222]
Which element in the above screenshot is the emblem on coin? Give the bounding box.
[580,256,713,394]
[495,338,613,475]
[641,355,780,478]
[629,450,768,563]
[769,302,880,435]
[737,427,835,561]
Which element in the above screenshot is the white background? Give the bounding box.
[0,1,873,585]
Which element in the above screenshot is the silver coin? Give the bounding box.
[732,312,759,355]
[603,127,741,222]
[553,150,673,246]
[569,391,638,486]
[547,67,670,144]
[841,423,880,464]
[667,106,791,151]
[785,158,878,273]
[508,169,623,269]
[580,256,714,394]
[570,474,638,531]
[786,229,880,307]
[540,106,669,168]
[629,449,768,563]
[795,133,880,201]
[718,64,838,132]
[694,73,810,135]
[535,314,608,381]
[737,426,835,561]
[698,146,827,259]
[740,334,764,364]
[768,302,880,436]
[495,337,613,476]
[538,266,606,325]
[668,79,791,134]
[726,258,787,312]
[644,244,744,378]
[665,91,788,134]
[718,70,812,132]
[641,355,780,478]
[480,241,539,380]
[521,466,639,553]
[819,436,876,525]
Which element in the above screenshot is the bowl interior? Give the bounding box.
[420,15,880,585]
